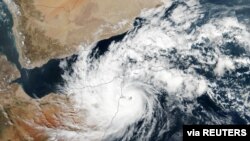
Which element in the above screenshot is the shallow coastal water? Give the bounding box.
[16,31,128,98]
[0,0,64,98]
[1,0,250,140]
[0,0,129,98]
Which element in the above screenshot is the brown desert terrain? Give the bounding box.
[0,55,84,141]
[11,0,162,67]
[0,0,163,140]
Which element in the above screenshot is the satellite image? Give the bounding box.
[0,0,250,141]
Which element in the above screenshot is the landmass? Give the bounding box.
[8,0,162,67]
[0,0,162,140]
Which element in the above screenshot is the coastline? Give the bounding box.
[2,0,76,69]
[2,0,163,68]
[2,0,26,68]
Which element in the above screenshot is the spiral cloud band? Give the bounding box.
[48,0,250,140]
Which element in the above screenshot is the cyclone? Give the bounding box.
[50,0,250,140]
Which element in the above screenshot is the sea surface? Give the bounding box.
[0,0,21,70]
[0,0,250,140]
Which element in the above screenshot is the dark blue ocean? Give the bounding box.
[0,0,250,140]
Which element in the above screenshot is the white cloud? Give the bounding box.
[50,0,250,140]
[214,56,235,76]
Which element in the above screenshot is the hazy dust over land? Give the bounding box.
[11,0,162,67]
